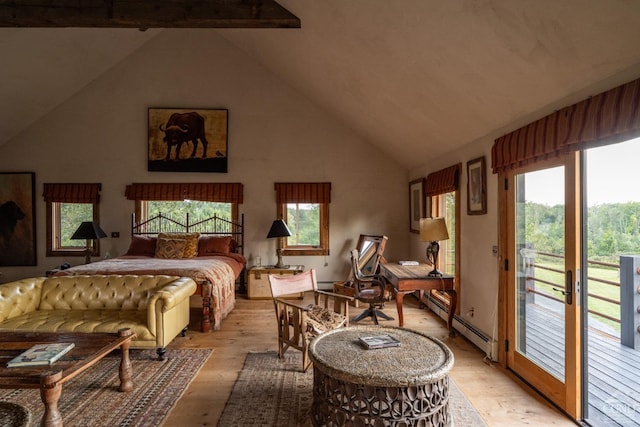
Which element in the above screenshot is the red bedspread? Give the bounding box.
[54,255,245,330]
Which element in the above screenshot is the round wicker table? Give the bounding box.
[308,325,454,427]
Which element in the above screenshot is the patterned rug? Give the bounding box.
[0,348,211,427]
[218,351,487,426]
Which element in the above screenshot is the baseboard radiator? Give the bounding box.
[426,296,498,362]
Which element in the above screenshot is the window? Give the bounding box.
[125,183,243,225]
[425,165,461,306]
[143,200,233,223]
[430,191,458,276]
[43,183,101,257]
[274,183,331,256]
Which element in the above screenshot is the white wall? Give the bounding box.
[409,138,500,345]
[0,29,408,283]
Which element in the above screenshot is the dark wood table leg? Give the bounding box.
[118,328,134,392]
[446,290,458,337]
[201,281,212,333]
[40,370,63,427]
[395,291,406,327]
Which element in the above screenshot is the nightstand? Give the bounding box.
[247,265,304,299]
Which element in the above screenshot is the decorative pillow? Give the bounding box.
[157,232,199,258]
[198,235,232,256]
[155,238,187,259]
[124,235,157,256]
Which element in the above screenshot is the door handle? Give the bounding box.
[552,270,573,305]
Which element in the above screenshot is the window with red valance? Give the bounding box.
[274,182,331,256]
[43,183,102,257]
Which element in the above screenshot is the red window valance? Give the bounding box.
[125,183,243,203]
[42,183,101,203]
[492,77,640,173]
[274,182,331,204]
[425,164,460,197]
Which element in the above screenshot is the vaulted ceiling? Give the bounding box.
[2,0,640,169]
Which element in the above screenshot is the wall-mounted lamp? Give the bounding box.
[71,221,107,264]
[266,219,292,268]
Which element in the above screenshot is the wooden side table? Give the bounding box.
[246,265,304,299]
[308,325,454,426]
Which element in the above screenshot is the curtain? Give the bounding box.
[425,164,461,197]
[125,183,243,203]
[42,183,101,203]
[492,77,640,173]
[274,182,331,203]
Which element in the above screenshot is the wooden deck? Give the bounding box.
[525,303,640,426]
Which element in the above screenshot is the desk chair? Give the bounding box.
[350,249,394,325]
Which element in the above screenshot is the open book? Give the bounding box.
[359,334,401,349]
[6,342,75,368]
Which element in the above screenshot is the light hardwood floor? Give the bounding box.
[164,294,577,426]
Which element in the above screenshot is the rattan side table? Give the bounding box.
[308,325,454,426]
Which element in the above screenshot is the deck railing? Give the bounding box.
[522,251,640,348]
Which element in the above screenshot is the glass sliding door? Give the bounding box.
[505,153,582,418]
[583,138,640,426]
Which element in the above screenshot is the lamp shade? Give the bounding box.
[71,221,107,240]
[266,219,292,238]
[419,217,449,242]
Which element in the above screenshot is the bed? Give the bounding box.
[55,213,246,332]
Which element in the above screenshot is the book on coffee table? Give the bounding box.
[6,342,75,368]
[359,334,401,349]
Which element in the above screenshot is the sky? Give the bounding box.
[523,137,640,207]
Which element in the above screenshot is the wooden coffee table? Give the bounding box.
[0,328,136,427]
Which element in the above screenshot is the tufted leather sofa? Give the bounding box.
[0,274,196,360]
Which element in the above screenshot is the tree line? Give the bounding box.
[524,201,640,263]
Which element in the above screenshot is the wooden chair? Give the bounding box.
[350,249,394,325]
[268,269,352,371]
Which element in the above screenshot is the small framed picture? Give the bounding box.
[409,178,426,233]
[467,156,487,215]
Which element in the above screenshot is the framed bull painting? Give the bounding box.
[0,172,36,266]
[148,108,228,173]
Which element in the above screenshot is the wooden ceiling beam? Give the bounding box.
[0,0,301,29]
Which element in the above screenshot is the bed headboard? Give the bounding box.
[131,213,244,255]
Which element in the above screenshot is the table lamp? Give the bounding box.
[420,217,449,277]
[267,219,292,268]
[71,221,107,264]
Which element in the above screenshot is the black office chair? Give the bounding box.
[350,249,393,324]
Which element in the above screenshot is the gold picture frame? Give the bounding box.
[148,108,228,173]
[409,178,426,233]
[467,156,487,215]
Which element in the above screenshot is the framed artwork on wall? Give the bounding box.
[148,108,229,173]
[409,178,426,233]
[0,172,36,266]
[467,156,487,215]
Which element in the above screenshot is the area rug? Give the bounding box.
[0,348,211,427]
[218,351,487,426]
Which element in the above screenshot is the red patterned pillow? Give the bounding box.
[124,235,157,256]
[198,235,232,256]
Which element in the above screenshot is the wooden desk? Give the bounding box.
[380,263,457,336]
